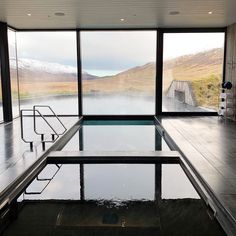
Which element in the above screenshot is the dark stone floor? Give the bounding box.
[160,116,236,223]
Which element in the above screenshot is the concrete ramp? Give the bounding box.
[166,80,197,107]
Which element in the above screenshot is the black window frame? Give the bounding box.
[79,29,158,116]
[160,27,227,116]
[0,24,227,122]
[11,29,80,117]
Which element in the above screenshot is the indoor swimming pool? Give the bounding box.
[0,119,227,235]
[2,163,225,236]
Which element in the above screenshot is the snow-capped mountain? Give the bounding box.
[14,58,77,74]
[9,58,99,81]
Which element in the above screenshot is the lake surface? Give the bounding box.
[18,95,211,115]
[83,95,155,115]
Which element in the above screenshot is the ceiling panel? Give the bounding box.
[0,0,235,29]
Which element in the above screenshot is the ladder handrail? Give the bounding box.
[33,105,67,136]
[20,109,60,150]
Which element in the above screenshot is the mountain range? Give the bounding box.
[10,47,224,105]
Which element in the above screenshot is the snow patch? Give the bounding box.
[10,58,77,74]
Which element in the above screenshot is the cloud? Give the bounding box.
[17,31,77,66]
[81,31,157,71]
[163,32,225,59]
[15,31,224,71]
[16,31,157,70]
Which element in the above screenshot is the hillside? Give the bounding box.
[163,48,223,91]
[10,48,224,109]
[10,59,96,98]
[163,48,223,109]
[83,62,155,95]
[83,48,223,109]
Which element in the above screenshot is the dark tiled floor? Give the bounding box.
[160,116,236,221]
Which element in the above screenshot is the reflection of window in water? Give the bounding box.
[13,160,224,234]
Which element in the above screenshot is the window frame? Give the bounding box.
[79,29,158,116]
[0,26,227,122]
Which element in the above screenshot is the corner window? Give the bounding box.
[162,32,225,112]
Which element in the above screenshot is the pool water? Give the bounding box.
[21,164,198,201]
[63,120,170,151]
[3,164,225,236]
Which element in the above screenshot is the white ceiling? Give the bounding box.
[0,0,236,29]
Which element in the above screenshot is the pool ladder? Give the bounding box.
[20,105,67,151]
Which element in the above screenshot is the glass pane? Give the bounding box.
[81,31,156,115]
[8,28,20,118]
[16,32,78,115]
[162,32,225,112]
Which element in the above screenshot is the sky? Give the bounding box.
[16,31,77,67]
[15,31,225,76]
[80,31,157,75]
[163,33,225,60]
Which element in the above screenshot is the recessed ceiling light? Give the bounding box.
[208,11,213,14]
[27,13,31,16]
[169,11,180,15]
[120,18,125,22]
[54,12,65,16]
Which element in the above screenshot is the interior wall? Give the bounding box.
[225,23,236,120]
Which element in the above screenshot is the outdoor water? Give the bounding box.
[18,94,210,116]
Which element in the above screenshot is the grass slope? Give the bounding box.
[9,48,223,110]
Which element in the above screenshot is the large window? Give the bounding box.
[8,28,20,118]
[1,29,226,119]
[81,31,156,115]
[162,32,225,112]
[16,31,78,115]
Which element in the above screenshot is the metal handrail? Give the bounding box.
[33,105,67,137]
[20,109,34,150]
[20,109,60,151]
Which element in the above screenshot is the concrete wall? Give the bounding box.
[166,80,197,107]
[225,23,236,120]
